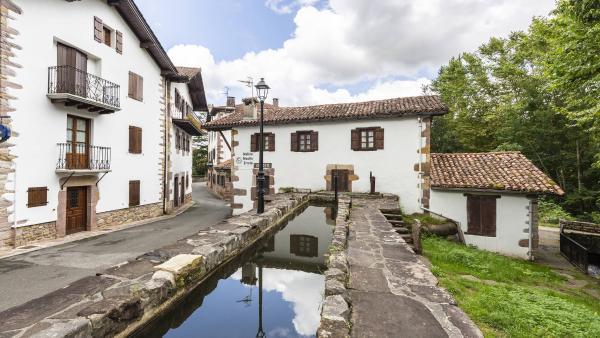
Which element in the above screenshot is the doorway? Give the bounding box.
[330,169,350,192]
[66,186,87,235]
[174,176,180,208]
[57,43,88,97]
[180,176,185,206]
[66,115,90,169]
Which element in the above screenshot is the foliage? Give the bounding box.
[427,0,600,215]
[422,236,600,337]
[192,133,208,176]
[403,213,446,225]
[539,199,574,227]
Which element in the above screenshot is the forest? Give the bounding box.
[427,0,600,223]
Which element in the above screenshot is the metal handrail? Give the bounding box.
[48,65,120,108]
[56,143,111,170]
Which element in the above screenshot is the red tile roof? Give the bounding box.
[204,95,447,129]
[215,159,232,170]
[431,152,564,195]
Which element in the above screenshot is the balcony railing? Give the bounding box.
[171,103,203,135]
[48,66,120,112]
[56,143,111,171]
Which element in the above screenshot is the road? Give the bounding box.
[0,183,230,312]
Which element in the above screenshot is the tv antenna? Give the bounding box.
[238,77,254,99]
[222,86,229,99]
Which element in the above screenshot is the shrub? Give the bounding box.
[539,199,574,227]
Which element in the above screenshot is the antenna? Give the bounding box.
[222,86,229,100]
[238,76,254,99]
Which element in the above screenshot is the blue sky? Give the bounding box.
[135,0,555,106]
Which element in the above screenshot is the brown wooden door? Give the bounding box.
[331,170,350,192]
[180,178,185,205]
[57,43,87,96]
[174,176,179,207]
[66,115,90,169]
[66,187,87,235]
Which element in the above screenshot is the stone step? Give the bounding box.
[379,208,402,215]
[400,233,413,243]
[388,220,407,227]
[395,228,410,235]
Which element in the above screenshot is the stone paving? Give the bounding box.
[0,193,309,338]
[319,196,482,338]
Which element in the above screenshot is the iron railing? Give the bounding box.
[48,66,120,108]
[560,232,589,273]
[171,103,203,131]
[56,143,111,170]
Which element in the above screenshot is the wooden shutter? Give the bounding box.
[466,195,481,235]
[251,134,258,152]
[136,75,143,101]
[129,126,142,154]
[128,72,143,101]
[291,132,298,152]
[268,133,275,151]
[311,131,319,151]
[94,17,103,42]
[375,128,384,149]
[27,187,48,208]
[129,180,140,206]
[116,30,123,54]
[128,72,136,98]
[480,196,497,236]
[351,129,360,150]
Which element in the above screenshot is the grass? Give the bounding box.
[403,213,447,225]
[422,236,600,338]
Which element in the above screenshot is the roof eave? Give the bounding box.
[431,186,563,196]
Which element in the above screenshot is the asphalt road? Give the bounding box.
[0,183,230,312]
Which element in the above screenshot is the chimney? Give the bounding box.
[242,97,257,120]
[272,98,279,107]
[226,96,235,107]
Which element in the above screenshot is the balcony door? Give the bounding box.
[57,43,87,97]
[66,115,90,169]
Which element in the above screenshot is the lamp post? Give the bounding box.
[255,78,270,214]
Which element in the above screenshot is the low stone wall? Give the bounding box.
[12,222,57,247]
[96,203,163,229]
[560,219,600,234]
[0,193,309,338]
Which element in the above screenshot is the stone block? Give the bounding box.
[324,268,346,283]
[26,318,92,338]
[154,254,204,287]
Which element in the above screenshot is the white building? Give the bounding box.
[428,152,563,259]
[0,0,205,250]
[204,95,445,215]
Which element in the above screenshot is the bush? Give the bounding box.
[539,199,574,227]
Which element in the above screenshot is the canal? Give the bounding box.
[132,205,335,338]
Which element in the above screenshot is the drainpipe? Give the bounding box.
[528,200,534,261]
[12,161,17,242]
[417,117,424,208]
[162,79,170,214]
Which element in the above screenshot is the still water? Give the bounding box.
[133,205,335,338]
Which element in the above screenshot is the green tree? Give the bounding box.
[192,133,208,177]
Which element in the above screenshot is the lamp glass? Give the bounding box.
[255,78,270,101]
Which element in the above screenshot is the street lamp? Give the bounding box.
[255,78,270,214]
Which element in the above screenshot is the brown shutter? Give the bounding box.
[251,134,258,152]
[375,128,384,149]
[351,129,360,150]
[94,17,103,42]
[129,126,142,154]
[129,180,140,206]
[129,126,135,153]
[480,196,497,236]
[466,195,481,235]
[128,72,135,98]
[136,75,143,101]
[136,127,142,153]
[268,133,275,151]
[27,187,48,208]
[311,131,318,151]
[291,132,298,152]
[116,30,123,54]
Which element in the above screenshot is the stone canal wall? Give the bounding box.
[0,193,310,338]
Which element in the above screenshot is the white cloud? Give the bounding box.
[168,0,555,107]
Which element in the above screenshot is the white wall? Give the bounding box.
[169,82,194,199]
[429,190,533,259]
[231,117,423,215]
[9,0,164,226]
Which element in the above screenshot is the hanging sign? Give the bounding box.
[235,152,255,170]
[0,123,11,143]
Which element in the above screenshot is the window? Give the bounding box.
[94,17,103,43]
[351,127,384,151]
[466,195,498,237]
[128,71,143,101]
[116,31,123,54]
[290,235,318,257]
[250,133,275,152]
[27,187,48,208]
[291,131,318,152]
[129,180,140,206]
[129,126,142,154]
[103,26,112,46]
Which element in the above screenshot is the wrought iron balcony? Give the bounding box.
[171,103,203,136]
[56,143,111,173]
[47,66,121,114]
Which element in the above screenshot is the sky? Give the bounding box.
[136,0,556,107]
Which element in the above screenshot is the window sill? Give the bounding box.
[464,232,497,237]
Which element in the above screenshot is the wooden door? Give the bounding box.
[66,187,87,235]
[331,170,350,192]
[180,178,185,205]
[57,43,87,96]
[174,176,179,207]
[66,115,90,169]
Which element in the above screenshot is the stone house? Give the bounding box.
[204,95,445,215]
[0,0,205,249]
[428,152,564,259]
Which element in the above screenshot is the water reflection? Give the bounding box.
[133,206,333,338]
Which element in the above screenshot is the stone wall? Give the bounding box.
[560,219,600,234]
[96,203,163,229]
[184,193,192,204]
[0,0,22,250]
[13,221,57,247]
